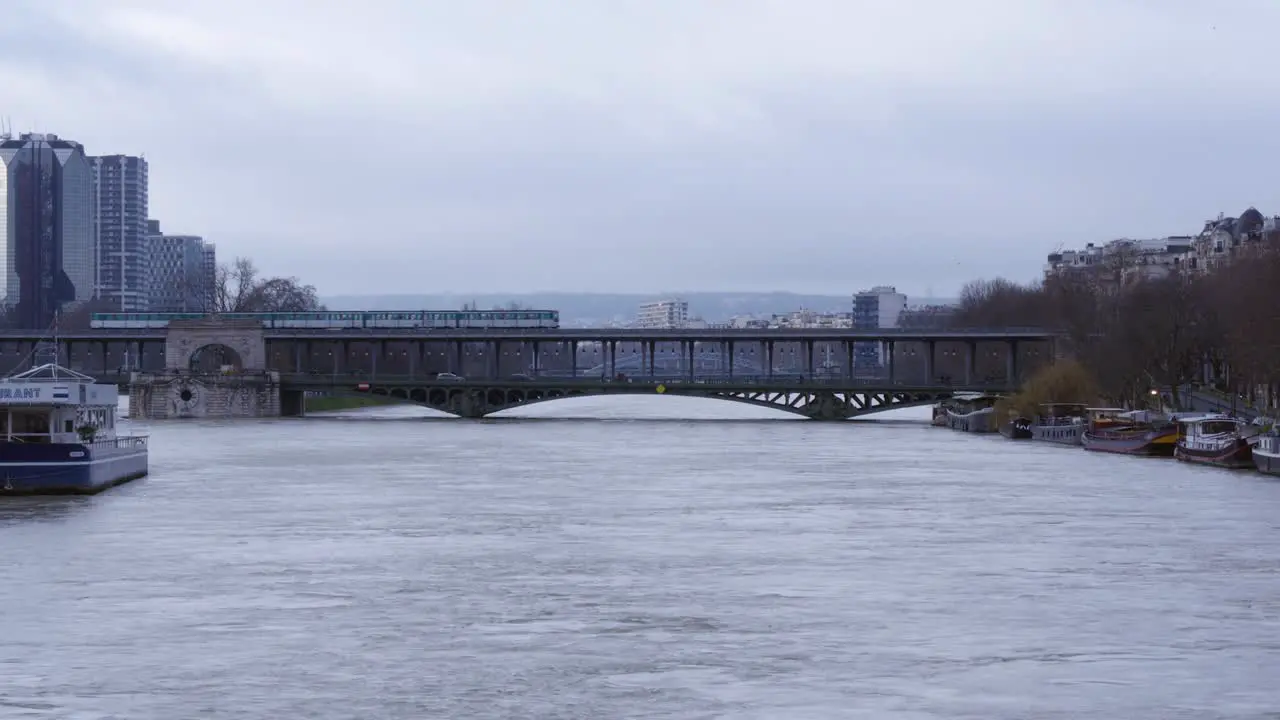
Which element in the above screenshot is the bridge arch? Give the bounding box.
[333,381,956,420]
[189,343,243,372]
[165,318,266,372]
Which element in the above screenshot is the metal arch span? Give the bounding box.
[305,378,977,420]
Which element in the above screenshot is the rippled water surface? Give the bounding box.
[2,397,1279,719]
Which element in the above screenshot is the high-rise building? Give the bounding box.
[0,132,94,329]
[635,299,689,329]
[852,285,907,369]
[146,219,214,312]
[91,154,150,312]
[201,243,218,310]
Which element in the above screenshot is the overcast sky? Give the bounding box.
[2,0,1277,298]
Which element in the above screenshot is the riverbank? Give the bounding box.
[305,394,405,413]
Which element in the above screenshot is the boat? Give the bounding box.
[1253,429,1279,476]
[1030,403,1089,445]
[930,400,952,427]
[0,359,149,495]
[946,394,1000,433]
[1173,414,1254,469]
[1081,408,1178,456]
[998,414,1033,439]
[932,395,978,427]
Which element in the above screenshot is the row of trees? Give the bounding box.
[951,248,1280,410]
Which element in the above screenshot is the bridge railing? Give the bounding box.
[277,372,1013,390]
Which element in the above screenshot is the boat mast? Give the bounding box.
[51,307,59,380]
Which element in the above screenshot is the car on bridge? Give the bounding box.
[435,372,464,381]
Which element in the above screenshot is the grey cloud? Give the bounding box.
[2,1,1279,299]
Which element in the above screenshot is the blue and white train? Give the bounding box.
[90,310,561,330]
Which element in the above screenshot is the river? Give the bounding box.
[1,397,1278,719]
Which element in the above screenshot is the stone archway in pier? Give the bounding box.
[189,343,245,373]
[164,318,266,371]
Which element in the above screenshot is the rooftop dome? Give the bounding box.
[1238,207,1265,234]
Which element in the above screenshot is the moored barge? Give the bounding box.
[1173,415,1254,470]
[1253,430,1280,476]
[946,394,1000,434]
[0,363,148,495]
[1030,403,1089,446]
[1081,408,1179,457]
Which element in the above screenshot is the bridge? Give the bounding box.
[281,374,1015,420]
[0,322,1059,420]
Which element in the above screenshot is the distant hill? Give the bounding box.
[321,292,959,326]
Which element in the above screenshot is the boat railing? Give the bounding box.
[2,434,148,448]
[87,435,149,449]
[1087,424,1165,440]
[1038,415,1085,426]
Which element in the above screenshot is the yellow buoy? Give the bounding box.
[656,384,666,394]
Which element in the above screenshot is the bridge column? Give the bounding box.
[687,341,695,380]
[532,341,541,375]
[965,341,975,386]
[1006,340,1018,385]
[294,342,303,373]
[887,341,895,383]
[491,340,500,378]
[805,340,814,378]
[646,341,655,376]
[767,341,774,378]
[925,340,935,384]
[727,341,735,378]
[453,341,463,375]
[609,341,616,378]
[570,341,577,377]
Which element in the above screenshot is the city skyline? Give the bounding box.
[3,1,1279,297]
[0,129,217,327]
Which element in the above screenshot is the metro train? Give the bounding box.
[89,310,561,330]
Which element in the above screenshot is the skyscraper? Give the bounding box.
[201,243,218,311]
[0,132,94,329]
[91,154,150,312]
[146,219,215,312]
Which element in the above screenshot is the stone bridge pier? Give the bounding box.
[129,319,289,419]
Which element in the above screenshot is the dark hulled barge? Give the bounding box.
[0,363,149,495]
[1081,408,1179,457]
[1173,415,1254,470]
[999,415,1033,439]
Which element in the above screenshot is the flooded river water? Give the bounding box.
[1,397,1278,718]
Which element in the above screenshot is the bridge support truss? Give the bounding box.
[325,379,976,420]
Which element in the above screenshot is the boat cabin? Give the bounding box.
[0,364,120,445]
[957,395,1001,412]
[1085,407,1131,428]
[1036,403,1088,425]
[1176,415,1245,451]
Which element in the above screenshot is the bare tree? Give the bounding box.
[57,298,121,331]
[952,277,1046,327]
[211,257,324,313]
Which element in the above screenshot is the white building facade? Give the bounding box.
[91,154,150,312]
[635,299,689,329]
